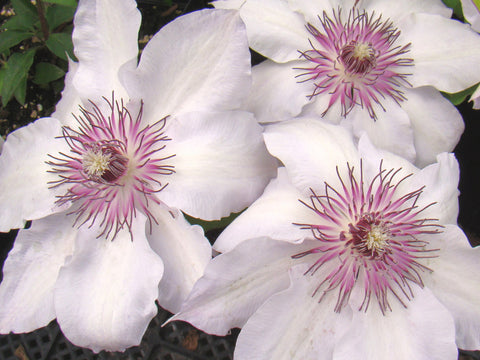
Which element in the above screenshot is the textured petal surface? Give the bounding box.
[51,58,81,127]
[171,239,316,336]
[237,0,310,63]
[360,0,452,21]
[401,13,480,93]
[146,206,211,314]
[461,0,480,32]
[214,168,319,253]
[424,225,480,350]
[350,100,416,163]
[72,0,140,101]
[235,265,350,360]
[0,118,70,231]
[0,213,76,333]
[54,214,164,353]
[263,119,359,195]
[246,60,311,124]
[159,111,276,220]
[402,87,464,167]
[335,286,457,360]
[123,9,251,121]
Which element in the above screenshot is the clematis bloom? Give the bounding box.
[0,0,276,352]
[213,0,480,167]
[172,119,480,359]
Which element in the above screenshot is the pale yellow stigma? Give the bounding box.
[353,42,375,61]
[83,149,111,178]
[365,224,389,253]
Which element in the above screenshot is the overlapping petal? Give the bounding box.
[146,206,211,314]
[0,213,76,333]
[122,9,251,121]
[54,214,164,353]
[0,118,70,231]
[159,110,276,220]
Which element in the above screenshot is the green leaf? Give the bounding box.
[442,0,464,19]
[1,15,35,32]
[45,32,74,60]
[45,4,76,30]
[13,73,28,105]
[474,0,480,12]
[44,0,78,7]
[33,62,65,84]
[0,30,32,54]
[11,0,38,18]
[441,83,479,105]
[0,49,36,106]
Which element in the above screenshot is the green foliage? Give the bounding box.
[442,84,479,106]
[0,0,77,107]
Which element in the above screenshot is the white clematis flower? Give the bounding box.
[0,0,276,352]
[213,0,480,167]
[171,118,480,360]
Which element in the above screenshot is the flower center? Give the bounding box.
[82,143,128,183]
[293,162,440,314]
[47,95,175,239]
[296,9,413,119]
[339,41,377,74]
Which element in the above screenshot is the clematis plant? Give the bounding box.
[0,0,276,352]
[171,119,480,359]
[214,0,480,167]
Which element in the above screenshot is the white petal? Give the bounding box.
[214,168,319,253]
[246,60,311,124]
[123,9,251,121]
[361,0,452,22]
[350,99,416,163]
[146,206,211,314]
[424,225,480,350]
[288,0,359,23]
[470,84,480,109]
[54,214,164,353]
[402,13,480,93]
[237,0,310,63]
[0,118,70,232]
[407,153,460,225]
[0,213,76,333]
[171,239,316,336]
[264,118,359,195]
[51,58,81,127]
[72,0,140,101]
[212,0,245,9]
[0,136,4,153]
[235,265,350,360]
[334,286,457,360]
[402,87,464,167]
[159,111,277,220]
[461,0,480,32]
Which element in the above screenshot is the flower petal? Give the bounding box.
[334,286,457,360]
[461,0,480,32]
[402,87,464,168]
[263,118,359,195]
[71,0,140,101]
[214,168,319,253]
[361,0,452,22]
[159,111,277,220]
[236,0,310,63]
[287,0,358,23]
[0,213,76,333]
[401,13,480,93]
[424,225,480,350]
[123,9,251,121]
[146,206,211,314]
[350,99,416,163]
[0,118,70,232]
[54,213,164,352]
[51,58,81,127]
[170,239,316,336]
[235,265,351,360]
[212,0,246,9]
[246,60,311,123]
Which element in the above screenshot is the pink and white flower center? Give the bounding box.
[296,9,413,119]
[294,163,440,314]
[47,96,175,239]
